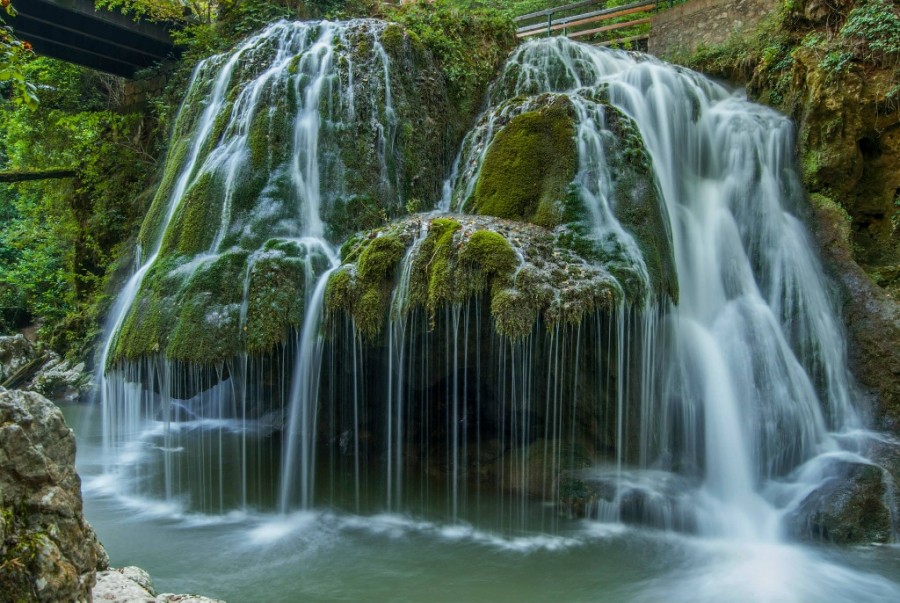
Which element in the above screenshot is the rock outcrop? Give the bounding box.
[0,335,38,386]
[93,566,226,603]
[790,457,896,544]
[0,388,107,602]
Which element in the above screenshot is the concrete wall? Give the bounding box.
[649,0,779,57]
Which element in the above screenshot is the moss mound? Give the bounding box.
[328,215,623,341]
[470,96,577,227]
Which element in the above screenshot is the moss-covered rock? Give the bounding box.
[789,459,893,544]
[470,96,577,226]
[110,19,478,364]
[327,214,624,341]
[453,91,676,303]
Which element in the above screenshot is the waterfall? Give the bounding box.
[467,37,864,539]
[96,19,890,550]
[98,20,403,513]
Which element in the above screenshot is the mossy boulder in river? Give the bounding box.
[326,214,625,341]
[108,20,474,366]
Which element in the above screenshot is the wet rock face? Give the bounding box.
[0,388,107,602]
[808,194,900,429]
[789,459,894,544]
[558,469,700,532]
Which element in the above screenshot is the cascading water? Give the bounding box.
[98,19,407,512]
[89,20,900,600]
[443,36,880,542]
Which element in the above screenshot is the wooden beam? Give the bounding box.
[568,17,651,39]
[0,169,78,183]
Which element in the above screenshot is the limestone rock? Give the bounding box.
[93,566,227,603]
[156,594,226,603]
[809,194,900,429]
[93,569,156,602]
[0,334,37,384]
[0,389,106,602]
[25,352,91,401]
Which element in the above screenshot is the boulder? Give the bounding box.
[25,352,91,401]
[790,458,894,544]
[559,468,700,532]
[0,334,37,384]
[93,566,226,603]
[0,388,107,602]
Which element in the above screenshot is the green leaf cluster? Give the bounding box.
[386,0,515,121]
[0,58,156,356]
[0,2,37,110]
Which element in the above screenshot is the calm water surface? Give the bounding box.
[61,400,900,603]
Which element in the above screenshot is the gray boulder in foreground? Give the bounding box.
[0,387,107,602]
[94,566,226,603]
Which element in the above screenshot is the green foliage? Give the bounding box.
[0,2,37,110]
[95,0,220,22]
[386,0,515,121]
[840,0,900,65]
[0,58,155,354]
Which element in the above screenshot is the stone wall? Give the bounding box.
[122,63,175,110]
[649,0,779,57]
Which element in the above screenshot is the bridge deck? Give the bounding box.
[9,0,177,78]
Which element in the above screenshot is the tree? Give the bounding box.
[94,0,222,23]
[0,1,37,110]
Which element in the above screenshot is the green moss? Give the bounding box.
[324,231,407,341]
[491,289,537,339]
[0,504,46,601]
[325,267,354,311]
[167,251,247,363]
[604,107,678,303]
[155,171,222,256]
[138,138,190,250]
[459,230,517,275]
[244,252,307,355]
[470,97,577,227]
[358,234,407,282]
[380,23,406,55]
[423,218,462,312]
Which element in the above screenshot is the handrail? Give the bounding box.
[567,17,650,39]
[594,33,650,46]
[513,0,601,22]
[516,0,658,36]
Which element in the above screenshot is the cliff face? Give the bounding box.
[0,388,107,602]
[678,0,900,428]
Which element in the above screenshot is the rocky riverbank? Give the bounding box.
[0,386,225,602]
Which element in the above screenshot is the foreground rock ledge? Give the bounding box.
[0,387,224,602]
[94,566,225,603]
[0,387,105,602]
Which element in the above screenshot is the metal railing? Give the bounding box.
[514,0,664,47]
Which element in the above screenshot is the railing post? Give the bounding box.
[547,13,553,37]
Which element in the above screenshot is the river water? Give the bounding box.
[62,400,900,602]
